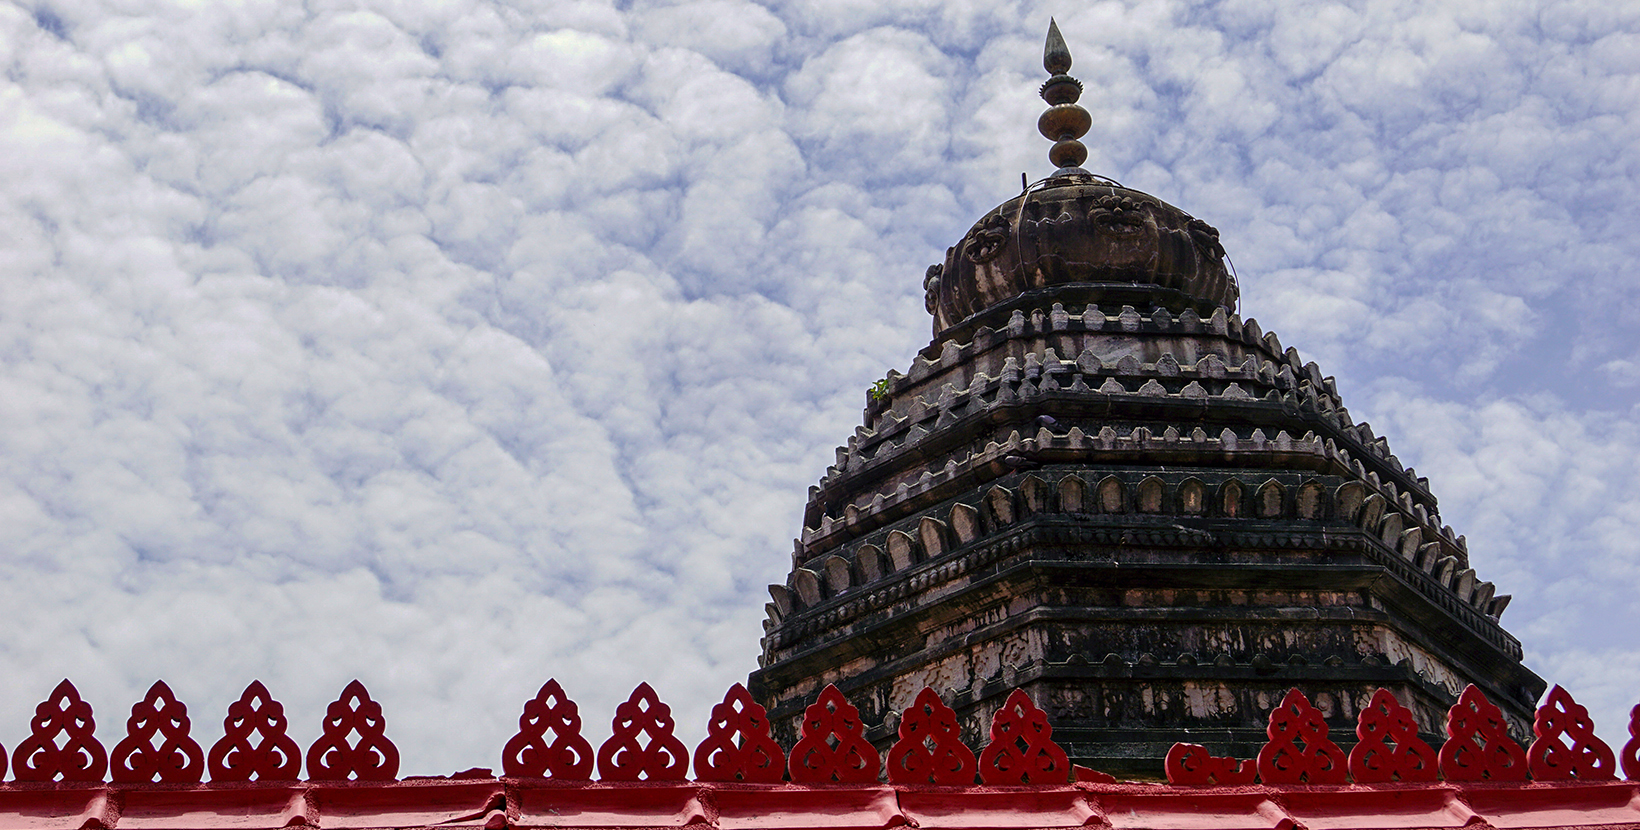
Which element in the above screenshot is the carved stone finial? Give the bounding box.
[1038,21,1091,173]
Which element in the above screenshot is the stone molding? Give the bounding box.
[771,473,1508,660]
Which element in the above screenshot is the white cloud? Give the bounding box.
[785,27,954,183]
[633,0,787,77]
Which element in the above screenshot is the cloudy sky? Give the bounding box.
[1,0,1637,774]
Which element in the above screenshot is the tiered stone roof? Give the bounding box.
[755,285,1540,773]
[784,302,1503,628]
[751,24,1542,775]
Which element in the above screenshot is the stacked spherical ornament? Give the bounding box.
[1039,20,1092,174]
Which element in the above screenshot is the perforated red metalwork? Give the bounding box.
[596,683,688,782]
[306,680,399,781]
[1163,743,1256,785]
[693,683,785,783]
[110,680,204,784]
[977,688,1071,785]
[789,684,880,784]
[16,677,1640,795]
[1255,688,1346,784]
[886,688,976,785]
[1528,685,1616,781]
[1623,705,1640,781]
[1348,688,1436,783]
[207,680,301,782]
[503,679,595,779]
[13,679,106,783]
[1439,684,1527,782]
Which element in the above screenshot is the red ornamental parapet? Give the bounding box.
[110,681,203,784]
[1350,688,1437,783]
[8,677,1640,788]
[1164,744,1256,785]
[1624,704,1640,781]
[1167,683,1591,786]
[1257,689,1347,784]
[13,680,104,782]
[790,684,880,784]
[694,683,785,783]
[1527,685,1615,780]
[597,683,688,781]
[307,680,399,781]
[887,688,976,785]
[503,679,595,779]
[1440,684,1528,781]
[978,688,1071,784]
[208,681,301,782]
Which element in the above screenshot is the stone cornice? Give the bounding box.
[775,468,1502,667]
[826,303,1433,517]
[767,514,1523,678]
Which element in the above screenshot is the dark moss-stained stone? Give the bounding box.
[750,28,1543,780]
[751,208,1543,779]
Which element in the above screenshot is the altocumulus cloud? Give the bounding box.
[0,0,1636,771]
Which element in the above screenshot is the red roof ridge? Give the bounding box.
[2,777,1639,829]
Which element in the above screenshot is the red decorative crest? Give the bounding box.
[503,679,595,779]
[597,683,688,781]
[789,684,880,784]
[886,688,976,785]
[1164,743,1256,785]
[207,681,301,781]
[693,683,785,783]
[1438,684,1527,782]
[111,681,204,784]
[13,679,106,782]
[1255,689,1346,785]
[978,689,1071,784]
[1348,688,1437,783]
[306,680,399,781]
[1623,704,1640,781]
[1527,685,1615,781]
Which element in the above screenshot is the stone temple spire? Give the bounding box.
[752,20,1542,778]
[1038,19,1092,175]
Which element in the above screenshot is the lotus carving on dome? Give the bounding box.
[1187,217,1226,261]
[1089,195,1147,237]
[923,264,942,315]
[963,214,1011,263]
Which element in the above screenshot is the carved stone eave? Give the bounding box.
[762,513,1532,678]
[752,509,1543,779]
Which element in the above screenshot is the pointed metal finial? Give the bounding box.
[1044,18,1072,74]
[1038,21,1090,174]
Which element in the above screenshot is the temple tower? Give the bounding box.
[748,22,1544,777]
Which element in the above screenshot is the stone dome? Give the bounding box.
[924,173,1239,335]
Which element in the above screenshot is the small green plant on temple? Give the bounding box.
[868,377,890,402]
